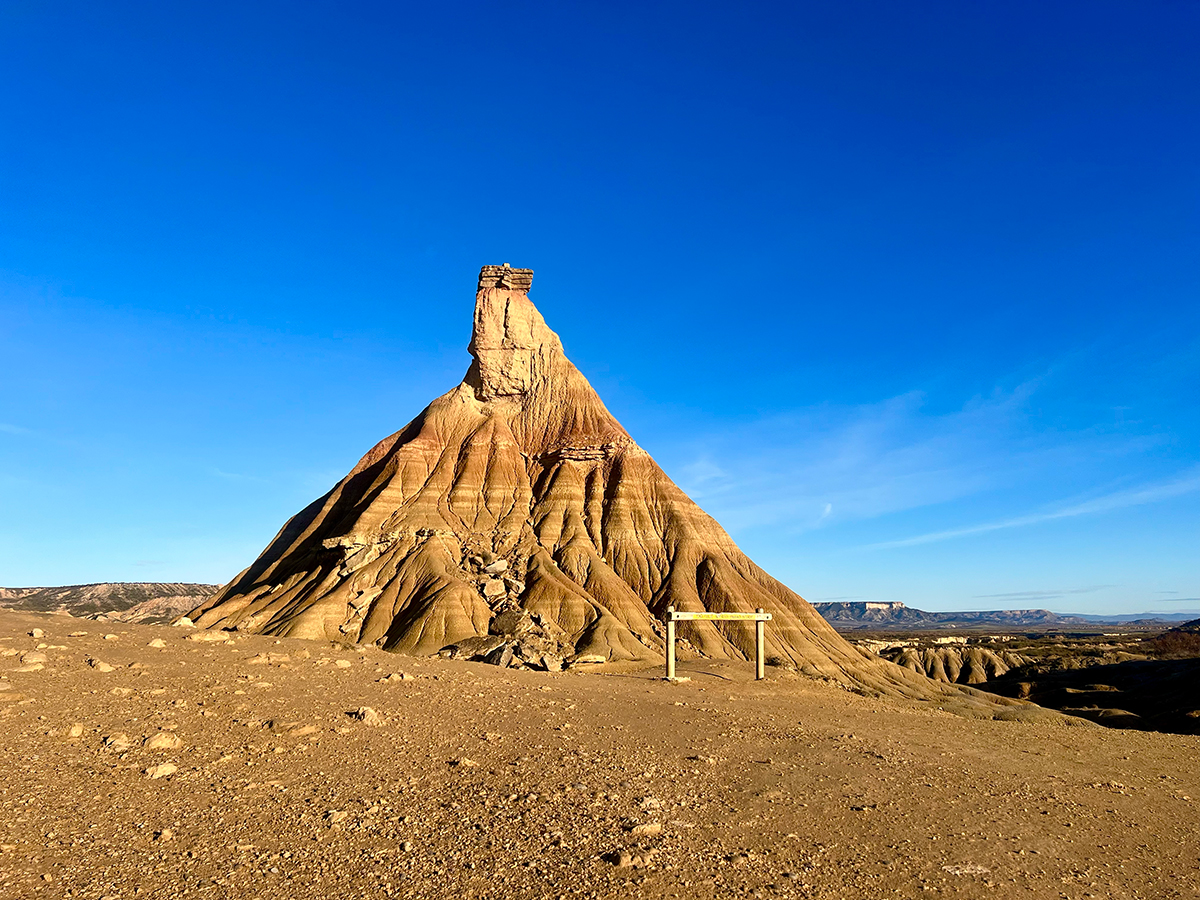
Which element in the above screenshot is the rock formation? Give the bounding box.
[188,265,1056,712]
[880,645,1028,685]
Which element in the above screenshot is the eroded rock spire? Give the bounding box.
[187,264,1056,718]
[466,265,563,399]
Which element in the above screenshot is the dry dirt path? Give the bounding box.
[1,611,1197,899]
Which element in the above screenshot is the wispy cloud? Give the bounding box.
[665,376,1161,537]
[680,457,725,485]
[0,423,31,435]
[670,388,1018,532]
[973,585,1114,602]
[870,468,1200,549]
[1158,597,1200,603]
[210,468,267,482]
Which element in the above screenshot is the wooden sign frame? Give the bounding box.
[664,606,772,681]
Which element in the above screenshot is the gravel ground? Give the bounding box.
[1,610,1197,899]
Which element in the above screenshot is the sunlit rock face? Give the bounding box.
[190,265,1049,708]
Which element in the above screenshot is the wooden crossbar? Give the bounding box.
[663,605,770,681]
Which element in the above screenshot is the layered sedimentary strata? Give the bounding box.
[881,646,1028,685]
[189,266,1057,712]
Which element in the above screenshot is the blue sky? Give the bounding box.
[1,1,1196,614]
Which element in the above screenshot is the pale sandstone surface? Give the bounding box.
[1,611,1197,900]
[189,266,1050,714]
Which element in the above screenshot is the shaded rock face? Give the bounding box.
[187,266,1054,711]
[984,658,1200,734]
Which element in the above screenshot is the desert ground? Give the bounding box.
[2,610,1197,900]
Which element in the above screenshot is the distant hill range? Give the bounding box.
[0,583,218,625]
[813,600,1195,631]
[1,585,1192,635]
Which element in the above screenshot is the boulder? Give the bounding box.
[483,643,516,668]
[441,635,505,660]
[490,609,535,637]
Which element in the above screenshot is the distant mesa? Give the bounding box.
[814,601,1185,631]
[815,601,1071,630]
[0,583,218,625]
[185,265,1055,713]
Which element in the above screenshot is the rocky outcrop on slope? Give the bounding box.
[187,265,1061,716]
[1142,618,1200,658]
[0,583,218,625]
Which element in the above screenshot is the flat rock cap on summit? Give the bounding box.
[477,264,533,291]
[190,265,1062,717]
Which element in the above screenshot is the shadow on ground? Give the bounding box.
[983,657,1200,734]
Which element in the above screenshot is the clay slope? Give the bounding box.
[881,646,1028,685]
[190,266,1055,714]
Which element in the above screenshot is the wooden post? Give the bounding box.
[755,608,765,680]
[665,606,676,679]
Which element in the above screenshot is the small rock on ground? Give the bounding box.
[350,706,382,726]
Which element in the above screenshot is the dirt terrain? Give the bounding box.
[2,610,1198,900]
